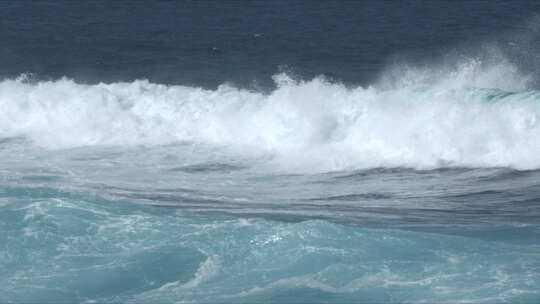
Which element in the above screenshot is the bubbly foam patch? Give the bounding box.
[1,57,539,171]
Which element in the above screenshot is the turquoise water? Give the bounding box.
[2,191,539,303]
[1,131,540,303]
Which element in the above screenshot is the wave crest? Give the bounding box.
[1,58,540,170]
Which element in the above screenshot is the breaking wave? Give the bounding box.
[1,57,540,170]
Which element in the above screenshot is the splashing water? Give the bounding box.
[1,56,540,304]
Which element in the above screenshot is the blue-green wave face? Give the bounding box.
[1,186,539,304]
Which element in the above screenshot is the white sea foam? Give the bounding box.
[158,255,219,291]
[1,57,539,171]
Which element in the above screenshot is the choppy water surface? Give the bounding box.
[1,90,540,303]
[2,1,540,303]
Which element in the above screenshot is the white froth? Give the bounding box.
[159,255,220,291]
[1,57,539,171]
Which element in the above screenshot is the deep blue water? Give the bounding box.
[1,1,540,303]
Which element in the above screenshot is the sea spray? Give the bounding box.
[1,58,540,171]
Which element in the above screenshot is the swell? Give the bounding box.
[2,195,539,304]
[1,58,540,171]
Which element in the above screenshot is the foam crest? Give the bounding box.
[1,58,540,170]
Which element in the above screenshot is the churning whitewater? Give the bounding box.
[2,59,540,171]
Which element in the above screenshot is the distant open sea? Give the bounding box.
[1,1,540,303]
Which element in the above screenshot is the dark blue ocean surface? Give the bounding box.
[2,0,540,87]
[1,1,540,303]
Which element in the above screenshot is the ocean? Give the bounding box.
[1,1,540,303]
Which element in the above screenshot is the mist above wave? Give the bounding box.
[1,56,539,171]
